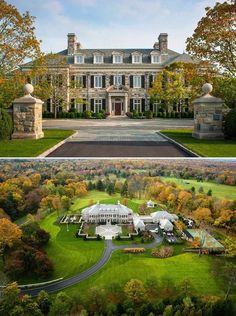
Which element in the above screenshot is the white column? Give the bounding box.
[108,95,112,114]
[124,94,128,114]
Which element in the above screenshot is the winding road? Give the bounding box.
[21,235,163,297]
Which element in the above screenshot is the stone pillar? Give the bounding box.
[12,84,44,139]
[192,83,224,139]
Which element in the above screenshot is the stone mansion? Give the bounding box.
[22,33,195,116]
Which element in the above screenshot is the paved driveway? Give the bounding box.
[44,118,194,157]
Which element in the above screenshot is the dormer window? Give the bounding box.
[132,53,142,64]
[113,53,123,64]
[94,54,104,64]
[74,54,84,64]
[151,52,160,64]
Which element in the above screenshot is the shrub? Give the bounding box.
[95,112,104,119]
[225,107,236,138]
[123,248,145,253]
[151,246,174,258]
[43,111,54,118]
[162,112,167,118]
[83,110,92,119]
[153,112,157,118]
[0,108,13,140]
[145,111,153,119]
[158,112,163,117]
[126,112,133,118]
[171,111,175,118]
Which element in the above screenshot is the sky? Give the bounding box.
[9,0,223,54]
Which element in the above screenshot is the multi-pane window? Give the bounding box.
[113,55,122,63]
[133,75,141,88]
[94,55,103,64]
[132,55,142,64]
[76,103,84,113]
[152,102,160,113]
[94,99,103,112]
[114,75,122,86]
[75,55,84,64]
[94,75,102,88]
[72,75,83,88]
[133,99,142,112]
[152,55,160,64]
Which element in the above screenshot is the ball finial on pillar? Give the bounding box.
[23,83,34,96]
[202,83,213,95]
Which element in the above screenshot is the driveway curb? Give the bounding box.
[38,131,78,158]
[158,132,200,157]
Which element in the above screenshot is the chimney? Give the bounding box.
[67,33,77,55]
[158,33,168,54]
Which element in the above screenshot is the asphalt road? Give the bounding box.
[21,235,163,297]
[47,141,192,157]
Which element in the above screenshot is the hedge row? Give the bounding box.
[127,111,194,119]
[43,111,106,119]
[123,248,145,253]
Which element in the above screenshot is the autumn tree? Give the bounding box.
[186,1,236,76]
[0,218,22,260]
[0,0,41,75]
[124,279,147,305]
[224,237,236,257]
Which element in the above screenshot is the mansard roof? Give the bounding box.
[82,203,133,216]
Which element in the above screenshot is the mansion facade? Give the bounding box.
[22,33,195,116]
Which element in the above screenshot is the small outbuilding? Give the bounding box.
[146,200,155,208]
[133,216,146,232]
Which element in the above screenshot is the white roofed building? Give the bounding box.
[151,211,178,223]
[159,219,174,231]
[146,200,155,208]
[133,216,146,231]
[81,201,133,224]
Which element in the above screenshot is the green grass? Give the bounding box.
[161,129,236,157]
[161,176,236,200]
[17,212,104,284]
[0,129,74,157]
[64,250,224,299]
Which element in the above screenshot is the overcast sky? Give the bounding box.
[9,0,223,53]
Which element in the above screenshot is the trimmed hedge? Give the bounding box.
[0,108,13,140]
[128,111,194,119]
[43,111,106,119]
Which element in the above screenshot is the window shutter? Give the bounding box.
[122,75,125,86]
[91,76,94,88]
[102,99,106,110]
[90,99,94,112]
[71,75,75,88]
[83,76,86,88]
[110,75,113,85]
[70,98,75,109]
[102,76,106,88]
[149,75,153,88]
[150,103,153,112]
[142,75,145,88]
[83,99,86,112]
[142,99,145,112]
[130,75,133,88]
[130,99,133,111]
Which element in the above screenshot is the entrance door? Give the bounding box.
[115,102,122,115]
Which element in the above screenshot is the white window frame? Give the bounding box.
[94,75,102,88]
[133,99,142,112]
[132,54,142,64]
[74,55,84,64]
[94,54,103,64]
[76,102,84,113]
[133,75,141,88]
[94,99,103,113]
[151,54,160,64]
[153,102,160,113]
[73,75,83,88]
[114,75,122,86]
[113,54,123,64]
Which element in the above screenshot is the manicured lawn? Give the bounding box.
[64,250,224,299]
[161,129,236,157]
[161,176,236,200]
[0,129,74,157]
[17,212,104,284]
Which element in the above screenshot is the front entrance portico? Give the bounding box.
[107,85,129,116]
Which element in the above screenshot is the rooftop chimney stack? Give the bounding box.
[67,33,77,55]
[158,33,168,54]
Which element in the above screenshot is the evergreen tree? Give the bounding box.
[96,180,104,191]
[207,189,212,196]
[121,180,128,197]
[106,182,115,195]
